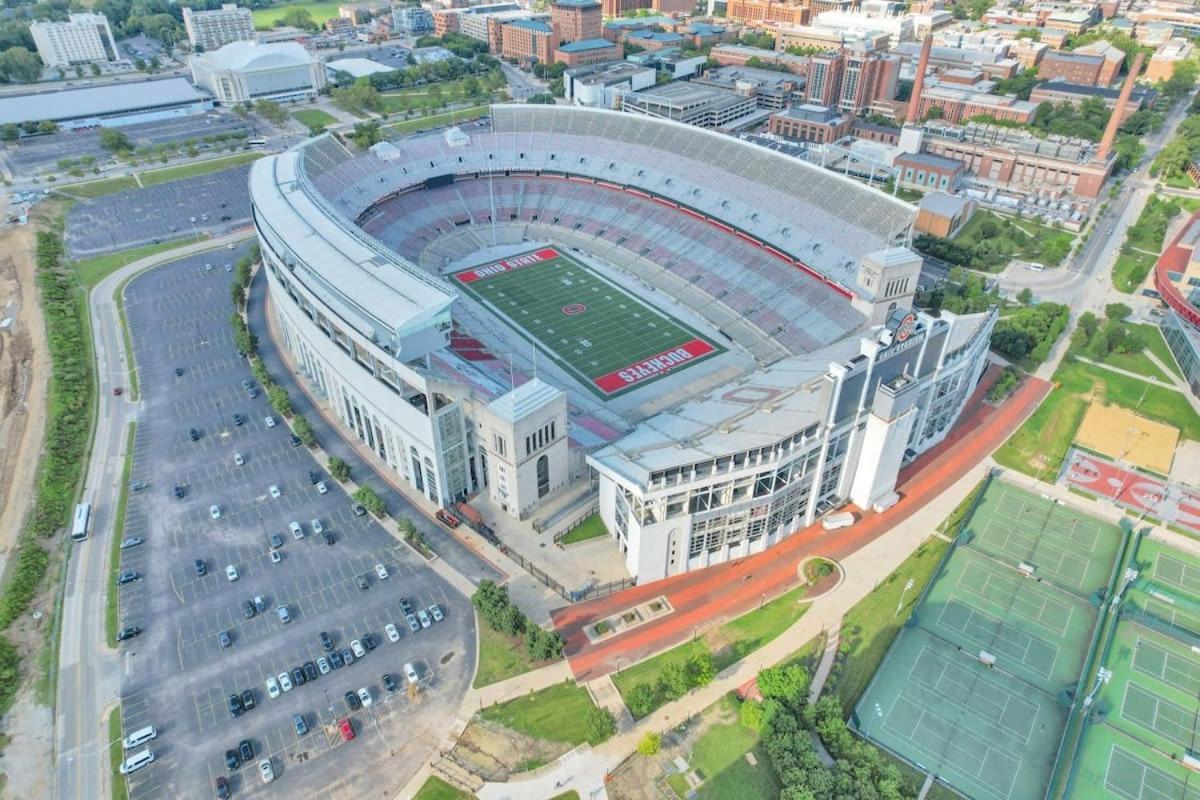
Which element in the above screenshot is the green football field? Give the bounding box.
[452,247,724,397]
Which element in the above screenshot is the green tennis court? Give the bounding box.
[1067,722,1200,800]
[1152,551,1200,595]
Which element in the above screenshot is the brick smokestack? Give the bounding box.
[905,35,932,125]
[1097,52,1144,162]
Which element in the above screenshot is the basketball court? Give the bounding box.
[854,480,1123,800]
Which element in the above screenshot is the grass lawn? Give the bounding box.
[614,582,812,717]
[379,79,493,114]
[479,680,600,746]
[473,622,556,688]
[550,793,581,800]
[1165,173,1195,189]
[292,108,337,128]
[61,175,139,198]
[993,387,1087,478]
[1114,196,1185,293]
[1111,250,1156,294]
[560,513,608,545]
[681,694,781,800]
[1096,349,1169,382]
[830,536,951,715]
[72,236,207,291]
[1056,359,1200,440]
[108,707,128,800]
[106,423,135,649]
[251,0,343,28]
[1127,322,1184,379]
[953,209,1075,269]
[411,776,472,800]
[383,104,492,137]
[115,273,139,400]
[138,152,262,187]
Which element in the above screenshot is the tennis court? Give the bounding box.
[1068,723,1200,800]
[964,482,1122,595]
[854,479,1119,800]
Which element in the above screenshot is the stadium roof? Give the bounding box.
[558,37,618,52]
[0,78,207,126]
[192,41,314,72]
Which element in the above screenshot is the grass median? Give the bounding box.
[115,273,139,400]
[108,706,128,800]
[105,423,135,649]
[292,108,337,129]
[72,237,208,291]
[137,152,263,188]
[61,175,139,199]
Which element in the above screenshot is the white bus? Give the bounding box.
[71,503,91,542]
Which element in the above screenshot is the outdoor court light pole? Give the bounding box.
[895,579,914,617]
[1082,667,1112,708]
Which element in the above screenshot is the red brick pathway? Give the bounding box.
[551,367,1050,681]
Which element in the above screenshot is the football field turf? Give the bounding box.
[452,247,725,398]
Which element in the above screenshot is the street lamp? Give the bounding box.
[895,578,914,617]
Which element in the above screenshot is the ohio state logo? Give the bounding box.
[895,312,917,342]
[562,303,587,316]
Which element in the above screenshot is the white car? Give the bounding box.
[357,687,373,707]
[350,639,366,658]
[404,662,419,685]
[269,485,281,499]
[270,550,282,565]
[374,563,389,580]
[316,481,327,495]
[385,623,400,643]
[234,452,244,467]
[289,521,303,540]
[417,609,431,629]
[225,565,239,582]
[266,676,280,699]
[310,518,323,535]
[259,758,274,784]
[264,416,276,428]
[317,656,330,675]
[278,672,293,692]
[210,505,221,519]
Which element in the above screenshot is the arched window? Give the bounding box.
[536,454,550,498]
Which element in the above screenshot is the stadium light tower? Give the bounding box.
[1083,667,1112,707]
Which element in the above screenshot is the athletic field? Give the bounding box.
[855,480,1124,800]
[1067,539,1200,800]
[452,247,724,398]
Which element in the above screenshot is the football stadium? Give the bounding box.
[248,105,997,582]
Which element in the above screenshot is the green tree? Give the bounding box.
[332,79,383,116]
[687,651,716,687]
[292,414,317,447]
[626,683,656,718]
[278,7,318,31]
[0,47,42,83]
[253,99,288,125]
[266,384,293,417]
[525,625,565,660]
[660,662,690,700]
[353,485,386,516]
[637,732,661,755]
[1017,287,1033,305]
[349,120,382,148]
[328,456,352,482]
[99,128,132,153]
[757,664,810,703]
[0,123,17,142]
[1106,302,1131,320]
[584,706,616,744]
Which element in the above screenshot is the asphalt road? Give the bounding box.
[501,63,547,101]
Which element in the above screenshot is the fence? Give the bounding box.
[552,503,601,545]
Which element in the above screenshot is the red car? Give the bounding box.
[338,717,355,742]
[435,509,460,528]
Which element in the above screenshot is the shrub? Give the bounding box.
[687,651,716,687]
[740,698,766,732]
[584,706,616,744]
[292,414,317,447]
[0,637,20,718]
[266,384,293,418]
[328,457,351,482]
[660,662,690,700]
[637,732,661,755]
[471,580,527,636]
[757,664,811,704]
[352,484,386,517]
[626,683,657,718]
[525,625,565,660]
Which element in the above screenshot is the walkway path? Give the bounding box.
[1073,355,1179,389]
[552,368,1050,682]
[807,622,842,704]
[1075,352,1200,418]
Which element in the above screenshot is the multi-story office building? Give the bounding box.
[183,4,255,51]
[805,45,899,114]
[550,0,602,44]
[393,6,434,35]
[30,13,120,68]
[500,18,553,64]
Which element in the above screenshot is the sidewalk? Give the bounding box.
[553,369,1051,681]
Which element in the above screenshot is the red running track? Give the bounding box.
[551,366,1051,681]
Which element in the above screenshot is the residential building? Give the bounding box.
[500,18,553,63]
[620,80,760,128]
[393,6,435,35]
[1147,37,1195,81]
[30,13,120,68]
[710,43,808,74]
[183,4,255,51]
[189,41,326,104]
[767,102,853,142]
[551,0,602,44]
[555,37,622,65]
[1028,80,1153,122]
[564,60,656,106]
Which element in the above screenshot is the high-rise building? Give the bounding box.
[805,45,898,114]
[30,13,120,68]
[550,0,601,44]
[183,4,255,51]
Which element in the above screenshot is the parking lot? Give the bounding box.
[65,164,253,258]
[115,248,475,800]
[2,112,257,175]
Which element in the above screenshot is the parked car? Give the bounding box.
[417,609,431,629]
[292,714,308,736]
[310,518,324,535]
[189,428,200,441]
[291,667,305,687]
[216,776,230,799]
[316,481,328,495]
[266,676,280,699]
[269,532,283,549]
[341,647,354,667]
[350,639,365,659]
[320,631,334,651]
[278,672,293,692]
[361,633,377,651]
[224,749,240,771]
[374,563,389,580]
[174,485,187,499]
[404,663,419,685]
[289,521,303,540]
[329,649,344,669]
[259,758,274,783]
[117,571,139,585]
[303,661,318,682]
[234,452,245,467]
[227,694,243,718]
[225,565,239,582]
[338,717,355,742]
[277,605,291,624]
[405,613,420,633]
[317,656,330,675]
[382,673,398,693]
[351,503,366,517]
[357,687,373,707]
[219,630,231,648]
[270,550,282,564]
[194,559,207,577]
[323,531,336,545]
[241,690,255,710]
[385,623,400,643]
[232,414,244,427]
[238,740,253,762]
[344,690,361,711]
[210,505,221,520]
[429,604,444,623]
[116,626,141,642]
[269,485,280,499]
[264,416,276,428]
[308,470,320,484]
[356,574,369,591]
[242,600,256,619]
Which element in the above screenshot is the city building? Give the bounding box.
[893,151,965,192]
[393,6,435,35]
[1157,213,1200,397]
[1028,80,1153,122]
[0,77,212,130]
[767,102,853,143]
[189,41,326,104]
[551,0,602,44]
[1073,40,1126,84]
[602,16,677,42]
[250,104,995,582]
[774,24,889,52]
[1147,37,1195,81]
[893,39,1020,80]
[910,79,1038,125]
[30,13,120,68]
[710,43,808,74]
[693,65,801,109]
[813,8,914,47]
[564,60,656,106]
[678,23,738,48]
[625,29,686,50]
[1043,8,1097,34]
[805,45,900,115]
[183,4,255,52]
[627,48,707,78]
[554,37,622,65]
[914,192,975,237]
[500,18,553,64]
[1038,50,1110,87]
[1134,2,1200,36]
[326,57,393,80]
[725,0,809,26]
[600,0,694,17]
[620,80,761,128]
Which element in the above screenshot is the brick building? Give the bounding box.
[768,103,853,142]
[1028,80,1153,122]
[551,0,602,44]
[501,19,554,63]
[555,37,623,65]
[1038,50,1109,86]
[894,151,966,192]
[805,45,900,114]
[709,43,809,74]
[725,0,809,26]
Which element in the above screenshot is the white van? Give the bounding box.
[821,511,856,531]
[122,725,157,750]
[119,748,155,775]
